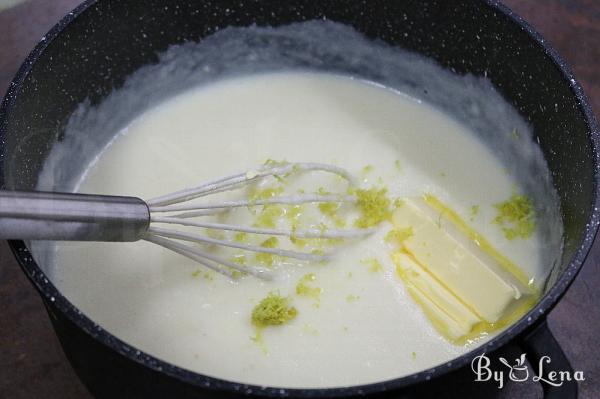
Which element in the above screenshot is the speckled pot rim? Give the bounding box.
[1,0,599,397]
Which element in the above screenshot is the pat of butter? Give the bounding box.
[393,252,481,341]
[391,198,527,328]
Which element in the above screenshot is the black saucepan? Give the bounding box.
[1,1,598,398]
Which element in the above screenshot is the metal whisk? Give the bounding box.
[0,162,371,279]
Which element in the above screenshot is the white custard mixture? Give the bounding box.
[48,72,551,387]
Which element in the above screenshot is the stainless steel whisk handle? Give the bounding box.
[0,190,150,242]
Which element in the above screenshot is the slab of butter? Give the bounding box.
[393,252,481,341]
[391,197,536,342]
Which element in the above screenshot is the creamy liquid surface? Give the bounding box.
[50,72,547,388]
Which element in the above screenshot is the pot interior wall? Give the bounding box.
[1,0,594,291]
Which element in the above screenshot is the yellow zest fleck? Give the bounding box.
[318,202,346,228]
[362,165,374,174]
[231,270,246,279]
[290,235,309,248]
[250,330,268,354]
[260,237,278,248]
[251,292,298,328]
[385,226,414,244]
[470,205,480,216]
[290,226,325,249]
[296,273,322,301]
[346,294,360,303]
[250,186,284,202]
[263,159,288,168]
[255,237,279,267]
[234,232,248,243]
[361,258,384,273]
[395,160,402,172]
[493,194,535,240]
[255,205,284,228]
[354,187,392,228]
[191,269,214,280]
[318,202,339,218]
[231,254,246,265]
[254,252,275,267]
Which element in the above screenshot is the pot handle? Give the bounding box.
[518,320,578,399]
